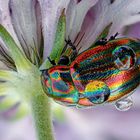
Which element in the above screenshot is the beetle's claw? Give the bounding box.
[47,57,56,66]
[65,39,77,51]
[109,32,119,41]
[95,38,108,45]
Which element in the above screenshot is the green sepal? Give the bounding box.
[0,83,13,96]
[0,94,20,111]
[90,22,112,48]
[9,102,30,121]
[0,70,18,81]
[40,9,66,69]
[50,9,66,63]
[97,23,112,40]
[0,25,32,72]
[0,96,29,120]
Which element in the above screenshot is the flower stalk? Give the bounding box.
[31,91,54,140]
[0,25,55,140]
[0,7,66,139]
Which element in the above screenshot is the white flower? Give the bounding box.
[0,0,140,140]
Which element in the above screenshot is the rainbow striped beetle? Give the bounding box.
[41,36,140,109]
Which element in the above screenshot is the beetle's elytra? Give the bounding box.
[41,37,140,108]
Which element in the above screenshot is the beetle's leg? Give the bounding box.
[65,39,77,52]
[109,32,119,41]
[95,32,119,46]
[47,57,56,66]
[61,36,78,62]
[41,69,49,80]
[58,55,70,65]
[94,38,108,46]
[65,39,78,61]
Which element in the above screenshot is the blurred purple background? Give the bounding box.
[1,86,140,140]
[0,17,140,140]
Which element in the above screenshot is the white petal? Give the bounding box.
[67,0,98,41]
[0,61,7,69]
[81,0,140,49]
[9,0,42,52]
[0,1,21,69]
[124,22,140,38]
[39,0,70,58]
[0,0,19,45]
[66,0,77,39]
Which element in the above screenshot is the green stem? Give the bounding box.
[31,90,54,140]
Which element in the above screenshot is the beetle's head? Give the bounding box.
[41,66,79,104]
[41,69,53,95]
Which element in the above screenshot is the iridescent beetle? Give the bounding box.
[41,36,140,109]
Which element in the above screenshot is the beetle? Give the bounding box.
[41,37,140,108]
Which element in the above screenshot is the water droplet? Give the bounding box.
[113,46,136,70]
[115,96,133,111]
[54,100,76,107]
[76,104,84,109]
[76,104,93,109]
[84,81,110,104]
